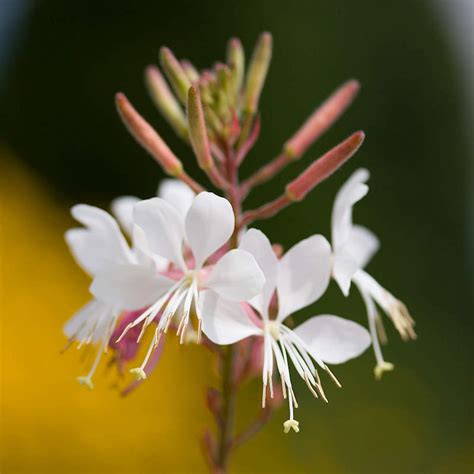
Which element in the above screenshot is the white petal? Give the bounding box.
[131,224,168,271]
[331,168,369,251]
[157,179,195,218]
[64,299,112,343]
[347,225,380,268]
[90,262,174,310]
[66,204,133,276]
[332,250,359,297]
[276,235,331,321]
[206,249,265,302]
[294,315,371,364]
[133,197,186,270]
[185,192,234,268]
[110,196,140,237]
[239,228,278,317]
[200,290,261,344]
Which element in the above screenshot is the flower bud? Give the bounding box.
[181,59,200,83]
[243,32,272,114]
[145,66,188,140]
[286,131,365,201]
[284,80,360,159]
[187,85,213,171]
[116,93,183,176]
[159,47,192,104]
[226,37,245,97]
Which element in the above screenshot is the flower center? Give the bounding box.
[265,320,281,340]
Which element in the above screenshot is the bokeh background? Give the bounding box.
[1,1,472,473]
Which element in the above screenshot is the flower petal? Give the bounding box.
[200,290,261,344]
[157,179,195,218]
[239,228,278,316]
[331,168,369,251]
[185,192,234,268]
[133,197,186,270]
[276,235,331,321]
[348,224,380,268]
[110,196,140,237]
[294,314,371,364]
[66,204,133,276]
[90,262,174,310]
[332,250,359,297]
[206,249,265,301]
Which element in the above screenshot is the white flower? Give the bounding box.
[201,229,371,432]
[64,179,194,388]
[92,192,265,380]
[111,179,195,238]
[64,204,141,388]
[330,168,416,379]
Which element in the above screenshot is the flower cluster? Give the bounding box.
[63,32,415,470]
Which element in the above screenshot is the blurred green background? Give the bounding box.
[1,0,472,473]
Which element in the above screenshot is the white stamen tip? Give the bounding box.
[374,361,395,380]
[77,376,94,390]
[283,419,300,434]
[130,367,147,381]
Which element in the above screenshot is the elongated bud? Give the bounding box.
[145,66,188,140]
[243,32,272,114]
[226,37,245,96]
[181,59,200,83]
[284,80,360,159]
[286,131,365,201]
[116,93,183,176]
[159,47,192,104]
[187,86,213,171]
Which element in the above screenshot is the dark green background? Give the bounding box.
[1,1,472,473]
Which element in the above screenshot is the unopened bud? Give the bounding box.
[286,131,365,201]
[145,66,188,140]
[116,93,183,176]
[226,37,245,97]
[187,86,213,171]
[159,47,192,104]
[284,80,360,159]
[181,59,200,83]
[243,32,272,114]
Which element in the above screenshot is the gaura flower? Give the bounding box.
[64,204,145,389]
[111,178,195,239]
[92,192,265,381]
[64,179,194,388]
[201,229,371,433]
[330,168,416,379]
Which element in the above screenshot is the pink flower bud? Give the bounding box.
[284,80,360,159]
[115,93,183,176]
[286,131,365,201]
[187,86,214,171]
